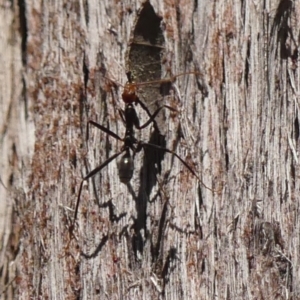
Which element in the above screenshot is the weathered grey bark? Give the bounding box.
[1,0,299,299]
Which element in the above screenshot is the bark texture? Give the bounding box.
[0,0,299,299]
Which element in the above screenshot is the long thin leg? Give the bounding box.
[138,105,177,130]
[135,71,203,87]
[73,150,125,225]
[136,98,160,132]
[87,120,123,141]
[117,108,126,124]
[141,142,215,192]
[120,100,176,131]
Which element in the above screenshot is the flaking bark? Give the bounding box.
[0,0,299,299]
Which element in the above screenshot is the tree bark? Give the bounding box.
[1,0,299,299]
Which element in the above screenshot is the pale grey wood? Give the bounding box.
[0,1,34,298]
[0,0,299,299]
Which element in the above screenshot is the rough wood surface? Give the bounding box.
[0,0,299,299]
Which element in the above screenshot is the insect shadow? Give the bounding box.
[71,71,213,230]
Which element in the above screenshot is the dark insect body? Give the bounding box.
[72,71,212,225]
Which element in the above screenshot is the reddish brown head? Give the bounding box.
[122,81,138,104]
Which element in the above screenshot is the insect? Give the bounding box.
[72,71,213,226]
[120,71,164,133]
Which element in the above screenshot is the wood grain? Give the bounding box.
[0,0,299,299]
